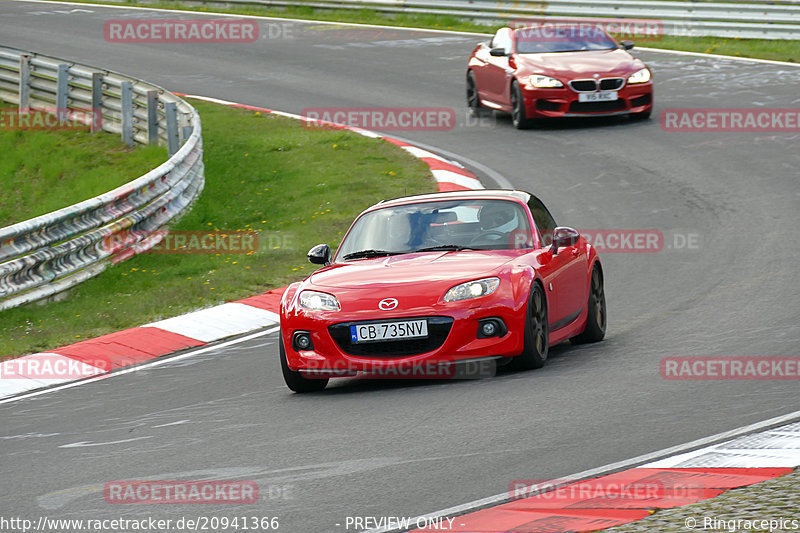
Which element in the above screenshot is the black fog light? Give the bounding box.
[477,318,507,339]
[293,331,313,351]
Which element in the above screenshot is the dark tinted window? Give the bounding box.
[527,195,557,245]
[515,25,617,54]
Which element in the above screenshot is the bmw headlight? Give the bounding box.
[528,75,564,88]
[444,277,500,302]
[299,290,340,311]
[628,68,651,84]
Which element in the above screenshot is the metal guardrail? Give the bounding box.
[0,45,204,311]
[194,0,800,39]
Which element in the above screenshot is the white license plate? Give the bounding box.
[350,320,428,343]
[578,91,618,102]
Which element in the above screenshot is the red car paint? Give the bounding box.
[467,25,653,122]
[279,190,603,387]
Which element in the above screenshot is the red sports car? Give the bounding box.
[467,24,653,128]
[279,190,605,392]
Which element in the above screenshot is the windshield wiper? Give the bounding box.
[343,249,405,260]
[414,245,478,253]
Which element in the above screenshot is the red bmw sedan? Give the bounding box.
[467,24,653,128]
[279,190,606,392]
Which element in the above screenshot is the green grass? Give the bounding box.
[0,103,167,227]
[0,100,434,356]
[64,0,800,63]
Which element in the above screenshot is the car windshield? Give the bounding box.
[336,199,533,261]
[514,25,617,54]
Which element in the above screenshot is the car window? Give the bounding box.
[336,199,533,260]
[527,195,557,245]
[514,25,617,54]
[491,28,513,54]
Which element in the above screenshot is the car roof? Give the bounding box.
[372,189,532,210]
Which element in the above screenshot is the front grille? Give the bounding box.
[329,316,454,357]
[568,100,627,113]
[599,78,624,90]
[569,80,596,92]
[630,94,652,107]
[536,99,561,111]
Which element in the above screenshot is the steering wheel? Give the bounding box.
[469,230,507,246]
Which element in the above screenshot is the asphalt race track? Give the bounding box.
[1,2,799,531]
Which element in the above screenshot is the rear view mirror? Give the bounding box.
[307,244,331,265]
[489,47,508,57]
[620,40,635,50]
[550,227,580,255]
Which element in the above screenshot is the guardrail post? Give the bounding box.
[182,125,193,143]
[18,55,30,111]
[146,90,159,145]
[165,101,179,156]
[91,72,103,133]
[56,64,69,119]
[121,81,133,147]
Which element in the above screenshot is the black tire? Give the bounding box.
[512,282,549,370]
[466,71,482,113]
[511,82,534,130]
[570,265,607,344]
[279,335,328,393]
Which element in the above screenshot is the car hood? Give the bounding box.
[308,251,518,290]
[515,49,643,78]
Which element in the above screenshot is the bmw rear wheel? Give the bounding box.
[514,282,549,369]
[279,336,328,393]
[570,264,606,344]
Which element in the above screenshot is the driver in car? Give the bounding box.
[476,202,521,247]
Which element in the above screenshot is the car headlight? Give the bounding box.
[628,68,651,84]
[443,277,500,302]
[528,75,564,88]
[299,290,340,311]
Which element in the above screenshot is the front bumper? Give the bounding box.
[281,299,527,376]
[522,81,653,119]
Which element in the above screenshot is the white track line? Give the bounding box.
[363,410,800,533]
[0,326,279,406]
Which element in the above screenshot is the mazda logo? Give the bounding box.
[378,298,398,310]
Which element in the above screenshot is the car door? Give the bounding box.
[528,196,587,330]
[475,28,514,105]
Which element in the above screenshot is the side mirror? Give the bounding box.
[550,227,580,255]
[620,40,635,50]
[307,244,331,265]
[489,47,508,57]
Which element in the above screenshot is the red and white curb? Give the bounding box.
[387,420,800,533]
[0,97,482,401]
